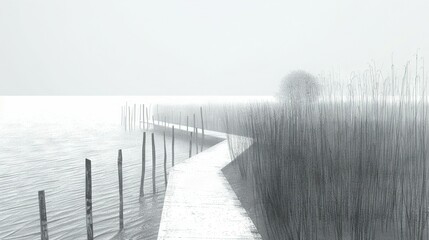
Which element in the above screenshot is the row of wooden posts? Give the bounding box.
[121,103,150,131]
[120,103,206,145]
[38,110,206,240]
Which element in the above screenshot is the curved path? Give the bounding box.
[154,121,261,239]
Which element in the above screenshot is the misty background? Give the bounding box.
[0,0,428,95]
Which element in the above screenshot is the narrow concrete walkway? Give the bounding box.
[154,121,261,239]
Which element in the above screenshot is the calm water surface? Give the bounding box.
[0,120,197,239]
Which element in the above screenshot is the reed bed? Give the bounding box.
[154,62,429,239]
[224,63,429,239]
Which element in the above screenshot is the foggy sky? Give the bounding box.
[0,0,428,95]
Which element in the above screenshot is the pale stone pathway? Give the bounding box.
[154,121,262,239]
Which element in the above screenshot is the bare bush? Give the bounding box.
[278,70,320,103]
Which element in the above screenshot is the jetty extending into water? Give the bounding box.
[154,121,261,239]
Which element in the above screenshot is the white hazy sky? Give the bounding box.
[0,0,428,95]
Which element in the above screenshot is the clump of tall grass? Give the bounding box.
[225,62,429,239]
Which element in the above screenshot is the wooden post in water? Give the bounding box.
[163,132,167,186]
[125,102,128,130]
[128,107,131,131]
[142,104,145,130]
[117,150,124,231]
[129,106,133,131]
[193,113,196,134]
[134,104,136,130]
[200,106,205,151]
[193,113,197,136]
[193,114,198,154]
[124,106,126,128]
[152,133,156,194]
[157,105,159,124]
[146,107,149,130]
[195,128,199,154]
[140,132,146,197]
[139,104,142,130]
[85,159,94,240]
[38,190,49,240]
[189,132,193,158]
[172,126,175,167]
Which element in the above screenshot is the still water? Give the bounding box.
[0,97,213,239]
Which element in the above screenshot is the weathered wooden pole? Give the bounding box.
[142,104,145,130]
[195,128,199,154]
[186,116,189,132]
[38,190,49,240]
[123,106,126,128]
[139,104,142,130]
[132,105,135,130]
[163,132,168,186]
[129,106,132,131]
[193,114,198,154]
[157,105,159,124]
[125,102,128,130]
[145,107,149,130]
[128,106,131,131]
[117,150,124,231]
[200,106,205,152]
[172,126,175,167]
[134,104,136,130]
[152,133,156,194]
[85,159,93,240]
[140,132,146,197]
[189,132,193,158]
[193,113,196,134]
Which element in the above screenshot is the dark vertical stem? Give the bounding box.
[172,126,175,167]
[117,150,124,231]
[163,132,168,186]
[38,190,49,240]
[152,133,156,194]
[189,132,193,158]
[85,159,93,240]
[200,106,205,151]
[140,132,146,197]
